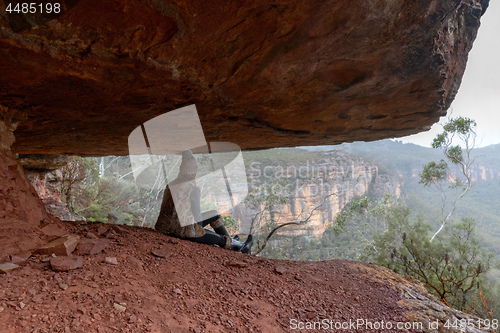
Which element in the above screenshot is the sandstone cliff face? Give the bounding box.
[235,150,402,236]
[23,170,81,222]
[17,154,83,222]
[471,165,500,182]
[410,164,500,182]
[0,116,47,257]
[0,0,490,155]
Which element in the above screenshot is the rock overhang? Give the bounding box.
[0,0,490,156]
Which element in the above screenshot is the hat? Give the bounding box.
[179,149,198,175]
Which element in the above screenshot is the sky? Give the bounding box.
[398,0,500,148]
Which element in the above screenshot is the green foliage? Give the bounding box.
[60,157,100,212]
[447,145,463,165]
[443,117,476,137]
[432,117,476,149]
[420,117,477,190]
[333,194,396,239]
[76,177,144,225]
[246,180,289,219]
[222,215,238,235]
[418,160,448,187]
[60,157,146,225]
[339,196,498,318]
[287,139,500,285]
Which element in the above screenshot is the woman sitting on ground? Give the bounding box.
[155,150,253,253]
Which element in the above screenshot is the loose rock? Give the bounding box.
[77,239,112,255]
[0,262,20,273]
[151,248,172,259]
[40,224,67,237]
[37,235,80,256]
[10,252,31,265]
[97,225,110,235]
[275,266,286,275]
[111,225,128,234]
[226,261,248,268]
[113,303,126,312]
[41,255,54,263]
[50,256,83,272]
[104,257,118,265]
[86,232,98,239]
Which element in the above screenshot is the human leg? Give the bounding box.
[197,215,219,228]
[197,215,230,237]
[188,230,252,253]
[188,229,231,249]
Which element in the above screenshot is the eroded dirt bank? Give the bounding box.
[0,221,494,333]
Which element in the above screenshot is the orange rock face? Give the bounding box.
[0,119,46,256]
[0,0,489,156]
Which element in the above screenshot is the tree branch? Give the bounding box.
[253,192,338,255]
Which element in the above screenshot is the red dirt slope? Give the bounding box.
[1,221,421,333]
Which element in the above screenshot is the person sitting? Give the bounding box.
[155,150,253,253]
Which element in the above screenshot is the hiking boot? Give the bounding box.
[231,235,253,254]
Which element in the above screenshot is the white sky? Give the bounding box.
[398,1,500,147]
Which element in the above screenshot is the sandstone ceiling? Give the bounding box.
[0,0,489,156]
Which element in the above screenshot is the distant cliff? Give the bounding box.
[409,164,500,182]
[233,149,402,237]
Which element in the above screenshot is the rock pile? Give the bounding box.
[1,225,115,274]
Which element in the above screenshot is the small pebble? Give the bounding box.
[113,303,126,312]
[104,257,118,265]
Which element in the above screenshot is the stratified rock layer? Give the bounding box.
[0,0,489,156]
[236,149,402,236]
[0,116,47,256]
